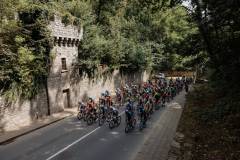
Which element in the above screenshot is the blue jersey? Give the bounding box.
[138,104,144,113]
[126,103,133,111]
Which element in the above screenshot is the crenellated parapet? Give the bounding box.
[49,15,83,47]
[53,36,80,47]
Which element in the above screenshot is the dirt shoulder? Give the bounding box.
[168,83,240,160]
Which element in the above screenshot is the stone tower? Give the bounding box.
[48,15,83,113]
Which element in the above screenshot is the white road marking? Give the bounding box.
[46,110,125,160]
[46,127,100,160]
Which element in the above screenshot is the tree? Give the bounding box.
[190,0,240,91]
[0,1,52,101]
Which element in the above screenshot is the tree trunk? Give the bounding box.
[192,0,214,56]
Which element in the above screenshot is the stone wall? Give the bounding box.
[70,70,150,107]
[0,70,149,133]
[0,87,48,132]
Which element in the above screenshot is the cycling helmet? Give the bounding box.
[105,90,110,96]
[113,110,118,116]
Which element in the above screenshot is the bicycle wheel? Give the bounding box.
[109,120,115,129]
[116,116,121,127]
[87,116,93,125]
[77,112,83,120]
[139,121,143,131]
[132,118,137,128]
[98,115,105,126]
[125,125,129,133]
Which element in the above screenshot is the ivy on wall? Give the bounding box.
[0,3,53,100]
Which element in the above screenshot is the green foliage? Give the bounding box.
[0,0,202,101]
[0,1,52,100]
[190,0,240,93]
[61,12,74,25]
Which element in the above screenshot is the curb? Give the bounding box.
[0,114,73,145]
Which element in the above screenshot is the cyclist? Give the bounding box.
[115,88,123,106]
[144,99,151,119]
[86,97,97,116]
[154,91,161,105]
[125,99,135,127]
[99,93,106,106]
[169,78,173,86]
[109,105,119,118]
[185,82,189,92]
[105,90,112,107]
[137,99,147,126]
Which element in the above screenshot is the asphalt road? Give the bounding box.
[0,92,185,160]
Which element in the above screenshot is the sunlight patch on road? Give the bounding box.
[99,138,107,141]
[74,121,82,124]
[75,124,83,127]
[110,131,120,135]
[44,151,50,155]
[75,127,84,130]
[170,102,182,109]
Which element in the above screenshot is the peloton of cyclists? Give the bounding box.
[77,75,192,131]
